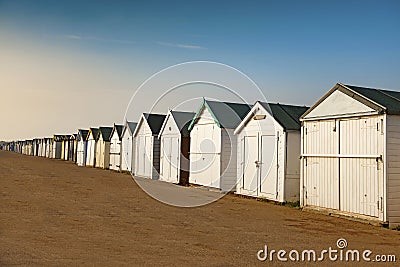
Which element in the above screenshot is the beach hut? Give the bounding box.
[121,121,137,173]
[68,134,77,162]
[38,138,46,157]
[28,140,34,156]
[133,113,166,179]
[234,101,308,202]
[95,127,113,169]
[86,128,99,167]
[300,83,400,227]
[158,110,195,184]
[188,99,251,191]
[45,138,52,158]
[109,124,124,171]
[76,129,89,166]
[52,135,65,159]
[62,136,70,160]
[20,141,24,154]
[16,141,22,154]
[20,141,25,154]
[33,139,40,156]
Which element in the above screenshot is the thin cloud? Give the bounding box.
[63,34,82,40]
[157,41,206,50]
[60,34,136,45]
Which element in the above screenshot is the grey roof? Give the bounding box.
[111,124,124,140]
[170,111,195,137]
[123,121,137,136]
[259,102,309,130]
[115,124,124,138]
[143,113,166,134]
[127,121,137,133]
[78,129,89,141]
[344,84,400,115]
[88,128,99,141]
[98,127,113,142]
[189,100,252,130]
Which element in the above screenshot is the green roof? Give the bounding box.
[345,84,400,115]
[259,102,309,130]
[189,99,252,130]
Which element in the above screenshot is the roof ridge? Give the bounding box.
[377,88,400,103]
[206,99,249,106]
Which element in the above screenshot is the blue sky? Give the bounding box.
[1,0,399,140]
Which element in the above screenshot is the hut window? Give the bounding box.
[253,114,266,120]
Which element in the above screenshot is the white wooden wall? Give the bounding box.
[95,136,110,169]
[76,140,86,166]
[159,115,181,183]
[302,120,339,209]
[45,140,52,158]
[302,115,385,220]
[121,132,133,172]
[95,137,103,168]
[86,134,96,166]
[135,120,155,179]
[189,108,222,188]
[109,131,121,171]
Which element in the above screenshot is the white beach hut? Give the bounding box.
[133,113,166,179]
[95,127,113,169]
[188,100,251,191]
[121,121,137,173]
[109,124,124,171]
[300,83,400,227]
[39,138,46,157]
[86,128,99,167]
[76,129,89,166]
[45,138,52,158]
[234,101,308,202]
[158,110,195,184]
[62,136,70,160]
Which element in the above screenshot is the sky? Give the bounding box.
[1,0,399,141]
